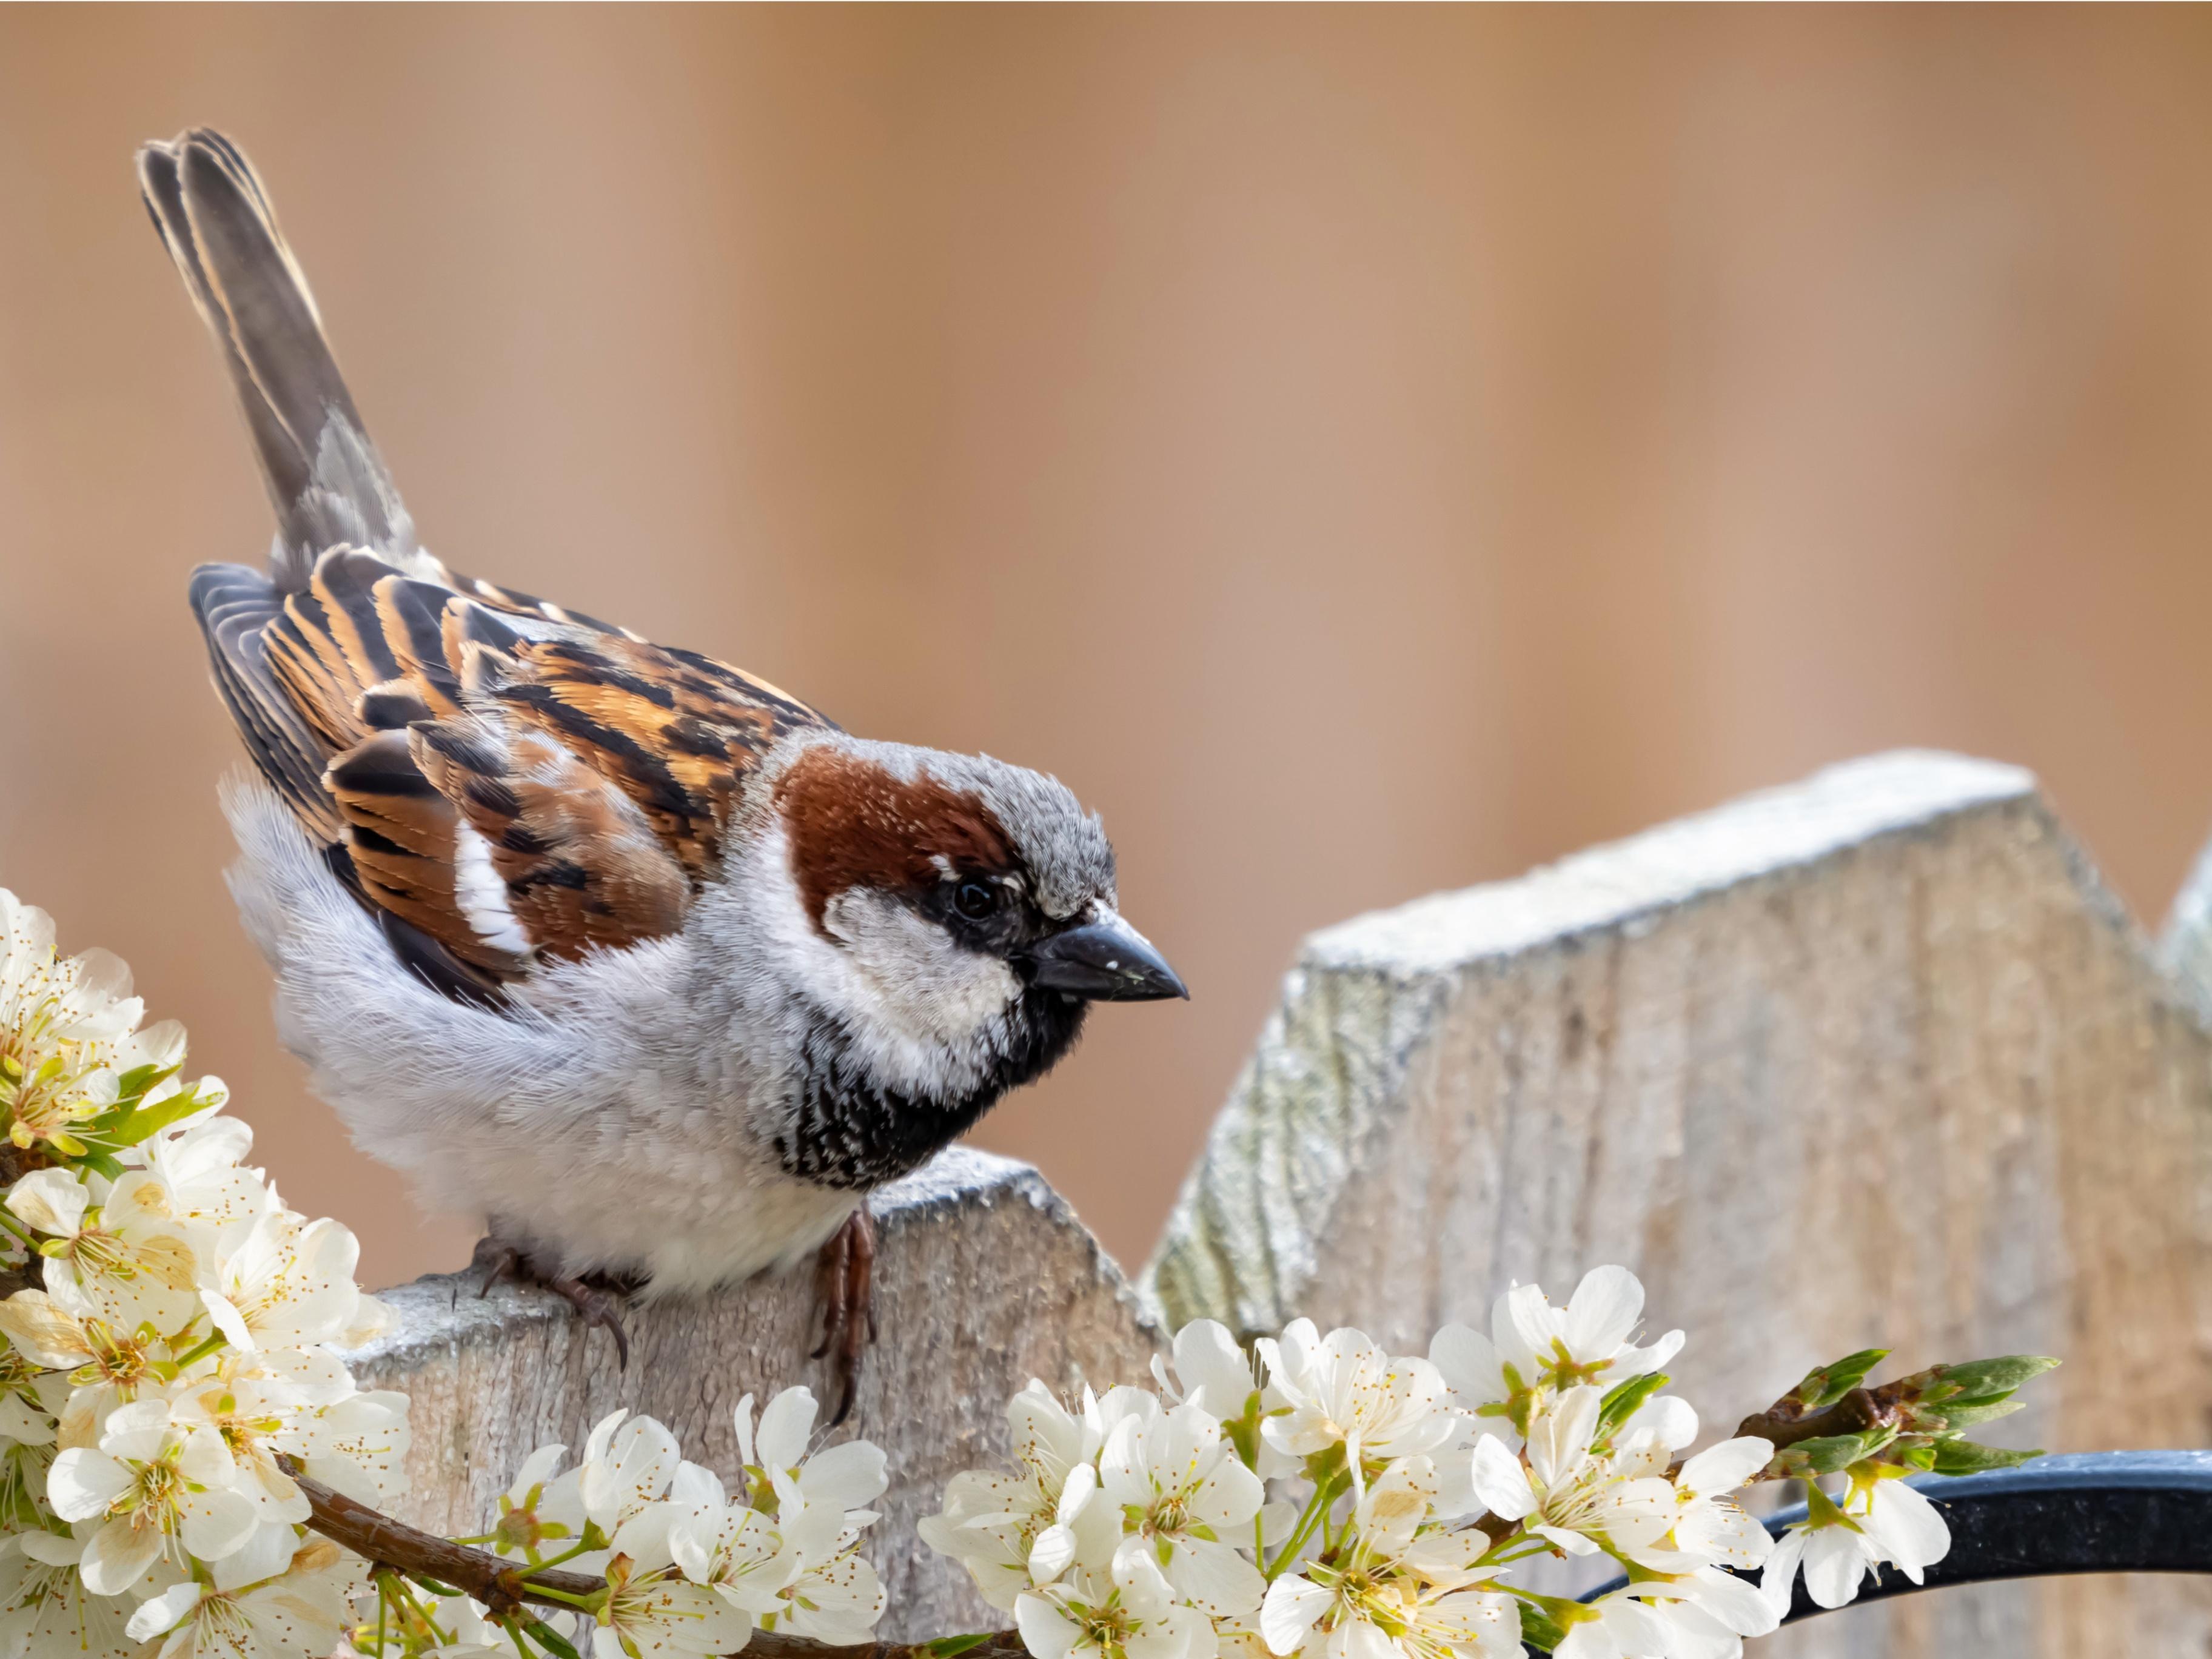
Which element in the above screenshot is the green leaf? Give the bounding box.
[1922,1356,2059,1403]
[1899,1441,1938,1472]
[927,1638,997,1658]
[110,1061,178,1104]
[1784,1429,1897,1475]
[1929,1397,2026,1430]
[1515,1605,1566,1654]
[1929,1439,2044,1475]
[1597,1371,1669,1436]
[525,1623,583,1659]
[102,1082,213,1150]
[1798,1349,1889,1409]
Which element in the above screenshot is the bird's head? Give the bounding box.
[720,734,1184,1112]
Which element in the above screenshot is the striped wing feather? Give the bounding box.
[144,128,829,1000]
[198,545,833,996]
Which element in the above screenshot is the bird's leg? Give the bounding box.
[468,1236,632,1370]
[811,1207,877,1426]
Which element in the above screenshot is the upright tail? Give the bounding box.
[138,129,424,587]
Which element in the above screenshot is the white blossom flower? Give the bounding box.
[594,1554,756,1659]
[1557,1567,1777,1659]
[1432,1268,1682,1439]
[1760,1470,1950,1613]
[1016,1535,1217,1659]
[199,1207,364,1352]
[1652,1568,1781,1659]
[733,1387,888,1520]
[1259,1461,1517,1659]
[1256,1326,1455,1489]
[338,1292,397,1350]
[577,1411,680,1534]
[167,1372,315,1524]
[0,1350,64,1448]
[1098,1396,1265,1618]
[0,1288,175,1460]
[665,1480,796,1636]
[920,1381,1116,1610]
[292,1387,411,1506]
[1151,1322,1263,1421]
[1466,1387,1674,1559]
[767,1533,886,1646]
[48,1398,260,1593]
[491,1443,590,1564]
[0,1529,138,1659]
[8,1168,203,1336]
[1654,1438,1776,1573]
[126,1553,349,1659]
[919,1467,1051,1610]
[1553,1589,1672,1659]
[0,892,184,1158]
[112,1118,269,1248]
[0,1297,110,1398]
[1854,1476,1950,1583]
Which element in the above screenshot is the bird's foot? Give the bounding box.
[811,1207,877,1426]
[469,1236,633,1370]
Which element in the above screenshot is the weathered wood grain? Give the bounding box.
[344,1147,1160,1641]
[1144,749,2212,1659]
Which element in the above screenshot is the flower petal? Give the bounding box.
[1468,1435,1534,1521]
[48,1446,132,1521]
[81,1515,163,1596]
[799,1440,887,1510]
[1678,1437,1771,1498]
[756,1387,818,1471]
[125,1581,204,1641]
[1259,1574,1332,1656]
[1015,1594,1081,1659]
[1563,1266,1643,1357]
[1801,1527,1872,1609]
[1168,1537,1265,1620]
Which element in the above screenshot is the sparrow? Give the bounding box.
[136,129,1187,1414]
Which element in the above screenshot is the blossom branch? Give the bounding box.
[284,1458,595,1617]
[284,1457,1020,1659]
[1734,1386,1891,1450]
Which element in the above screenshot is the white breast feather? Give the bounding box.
[220,779,855,1292]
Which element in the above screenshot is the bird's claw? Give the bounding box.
[813,1208,876,1426]
[548,1276,632,1371]
[472,1238,522,1301]
[466,1237,632,1369]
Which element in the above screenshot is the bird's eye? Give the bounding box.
[953,879,1000,921]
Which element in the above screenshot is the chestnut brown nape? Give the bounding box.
[773,746,1017,931]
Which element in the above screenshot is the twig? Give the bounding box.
[282,1458,1022,1659]
[283,1460,598,1617]
[1735,1383,1894,1449]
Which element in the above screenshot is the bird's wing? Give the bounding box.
[140,128,835,1002]
[195,545,834,1003]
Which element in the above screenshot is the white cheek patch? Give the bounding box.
[821,888,1023,1044]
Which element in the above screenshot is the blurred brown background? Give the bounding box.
[4,5,2212,1289]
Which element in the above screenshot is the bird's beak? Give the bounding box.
[1023,910,1189,1002]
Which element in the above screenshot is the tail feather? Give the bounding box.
[139,129,423,586]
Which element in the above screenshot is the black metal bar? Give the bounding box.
[1576,1451,2212,1624]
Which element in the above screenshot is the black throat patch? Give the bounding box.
[776,991,1089,1189]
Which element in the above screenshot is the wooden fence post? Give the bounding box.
[342,1147,1161,1641]
[1145,750,2212,1659]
